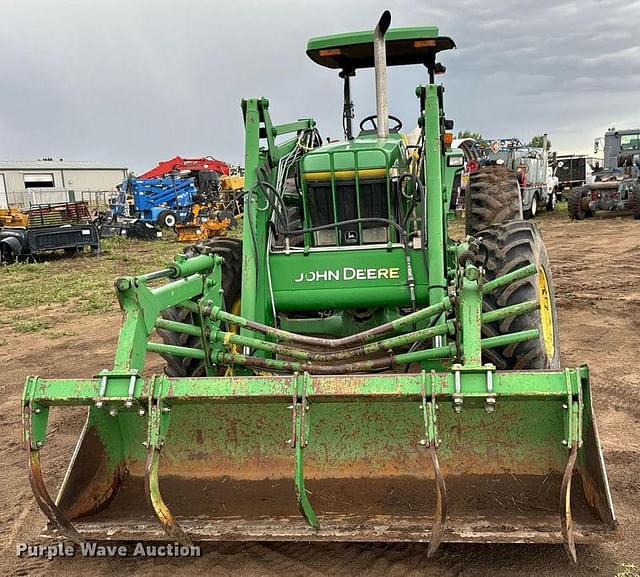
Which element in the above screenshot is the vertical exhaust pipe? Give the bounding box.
[373,11,391,139]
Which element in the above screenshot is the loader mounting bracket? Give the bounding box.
[94,368,141,411]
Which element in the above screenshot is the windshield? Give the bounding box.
[620,133,640,151]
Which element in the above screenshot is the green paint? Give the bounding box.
[307,26,440,52]
[270,247,428,311]
[422,84,448,316]
[147,342,206,359]
[459,264,483,366]
[23,369,587,482]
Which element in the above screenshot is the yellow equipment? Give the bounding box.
[175,175,244,242]
[220,174,244,192]
[175,205,233,242]
[0,208,28,228]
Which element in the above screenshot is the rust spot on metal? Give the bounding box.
[560,442,578,563]
[27,448,84,544]
[57,425,127,519]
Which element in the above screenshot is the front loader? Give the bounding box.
[22,12,615,562]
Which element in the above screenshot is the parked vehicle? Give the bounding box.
[113,175,200,228]
[175,174,244,242]
[0,201,100,263]
[112,166,243,237]
[554,155,594,197]
[569,128,640,219]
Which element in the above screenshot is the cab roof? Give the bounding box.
[306,26,455,71]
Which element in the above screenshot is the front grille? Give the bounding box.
[306,178,391,246]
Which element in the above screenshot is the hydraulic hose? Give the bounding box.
[212,320,456,362]
[204,296,452,350]
[198,263,537,351]
[215,342,456,375]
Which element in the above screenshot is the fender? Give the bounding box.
[0,235,23,255]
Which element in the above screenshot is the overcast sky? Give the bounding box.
[1,0,639,173]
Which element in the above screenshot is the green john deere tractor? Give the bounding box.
[22,12,615,562]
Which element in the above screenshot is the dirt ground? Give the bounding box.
[1,214,639,576]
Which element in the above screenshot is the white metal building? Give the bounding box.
[0,159,128,209]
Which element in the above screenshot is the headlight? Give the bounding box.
[447,155,464,167]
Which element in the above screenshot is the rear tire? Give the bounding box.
[476,221,560,370]
[156,238,243,377]
[465,166,523,236]
[631,182,640,219]
[569,187,593,220]
[0,243,16,264]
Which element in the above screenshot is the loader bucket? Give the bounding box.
[24,367,615,560]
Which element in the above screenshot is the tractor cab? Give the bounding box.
[297,16,461,248]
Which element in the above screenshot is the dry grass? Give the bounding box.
[0,236,184,331]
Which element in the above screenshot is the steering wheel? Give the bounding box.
[359,114,403,133]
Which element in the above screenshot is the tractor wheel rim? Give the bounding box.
[537,266,555,359]
[531,196,537,216]
[166,215,176,227]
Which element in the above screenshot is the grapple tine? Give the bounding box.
[24,405,83,545]
[294,373,319,530]
[144,446,192,546]
[144,375,192,546]
[560,442,578,564]
[427,442,447,557]
[423,372,447,557]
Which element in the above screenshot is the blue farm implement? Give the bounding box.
[113,177,198,228]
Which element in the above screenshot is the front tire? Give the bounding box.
[476,221,560,370]
[546,189,557,211]
[0,242,17,264]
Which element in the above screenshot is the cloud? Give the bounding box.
[0,0,638,171]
